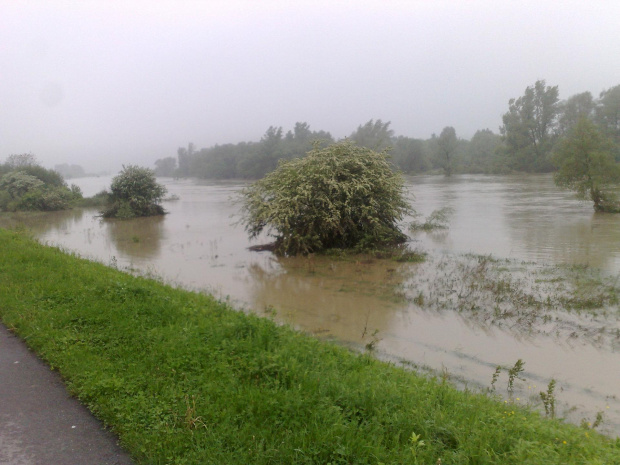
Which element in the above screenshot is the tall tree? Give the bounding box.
[390,136,430,173]
[595,85,620,158]
[553,118,620,212]
[465,129,504,173]
[435,126,458,176]
[558,91,595,135]
[154,157,177,177]
[6,153,38,168]
[500,80,560,172]
[177,143,195,177]
[349,119,394,151]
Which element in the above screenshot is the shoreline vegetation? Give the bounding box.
[1,228,620,463]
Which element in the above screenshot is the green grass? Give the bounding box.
[0,228,619,464]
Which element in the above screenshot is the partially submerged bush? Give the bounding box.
[0,169,81,212]
[410,206,454,231]
[102,165,167,219]
[240,141,412,255]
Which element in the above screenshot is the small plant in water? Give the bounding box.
[539,379,556,418]
[507,359,526,394]
[581,411,604,430]
[393,249,426,263]
[409,206,454,231]
[365,329,381,352]
[263,305,277,318]
[490,365,502,392]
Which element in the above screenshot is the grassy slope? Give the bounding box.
[0,228,618,464]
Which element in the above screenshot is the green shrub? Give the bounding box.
[77,190,110,208]
[0,161,80,212]
[0,190,12,211]
[240,141,412,255]
[0,171,44,199]
[102,165,167,218]
[19,164,65,188]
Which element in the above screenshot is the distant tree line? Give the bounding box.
[54,163,86,179]
[155,82,620,180]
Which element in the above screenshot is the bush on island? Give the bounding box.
[240,141,412,255]
[102,165,167,219]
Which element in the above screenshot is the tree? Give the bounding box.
[390,136,430,173]
[349,119,394,151]
[154,157,177,177]
[500,80,560,172]
[240,141,411,255]
[102,165,167,218]
[595,84,620,159]
[176,143,196,177]
[6,153,38,169]
[552,118,620,212]
[54,163,86,179]
[237,127,284,179]
[558,91,595,135]
[465,129,504,173]
[435,126,459,176]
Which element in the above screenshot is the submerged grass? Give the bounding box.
[400,253,620,350]
[1,228,620,464]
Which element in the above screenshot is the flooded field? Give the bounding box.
[3,174,620,435]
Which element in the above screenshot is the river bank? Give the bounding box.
[1,228,619,464]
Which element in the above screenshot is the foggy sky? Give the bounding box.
[2,0,619,173]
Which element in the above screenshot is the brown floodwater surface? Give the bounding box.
[2,174,620,435]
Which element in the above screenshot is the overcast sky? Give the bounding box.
[1,0,619,172]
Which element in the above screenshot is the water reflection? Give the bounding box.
[246,255,407,344]
[103,215,166,260]
[399,253,620,350]
[502,179,620,269]
[409,174,620,271]
[0,208,87,235]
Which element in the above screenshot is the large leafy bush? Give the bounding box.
[102,165,167,218]
[240,141,412,255]
[0,169,80,212]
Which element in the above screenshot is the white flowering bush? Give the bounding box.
[240,141,412,255]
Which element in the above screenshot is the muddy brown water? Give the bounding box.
[2,174,620,435]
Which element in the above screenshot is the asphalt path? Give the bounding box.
[0,323,134,465]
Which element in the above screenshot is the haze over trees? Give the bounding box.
[154,157,177,177]
[54,163,86,179]
[173,124,333,180]
[159,81,620,201]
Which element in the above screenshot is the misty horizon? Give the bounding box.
[2,1,619,173]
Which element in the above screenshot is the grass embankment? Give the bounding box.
[0,228,619,464]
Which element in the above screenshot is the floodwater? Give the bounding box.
[3,174,620,435]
